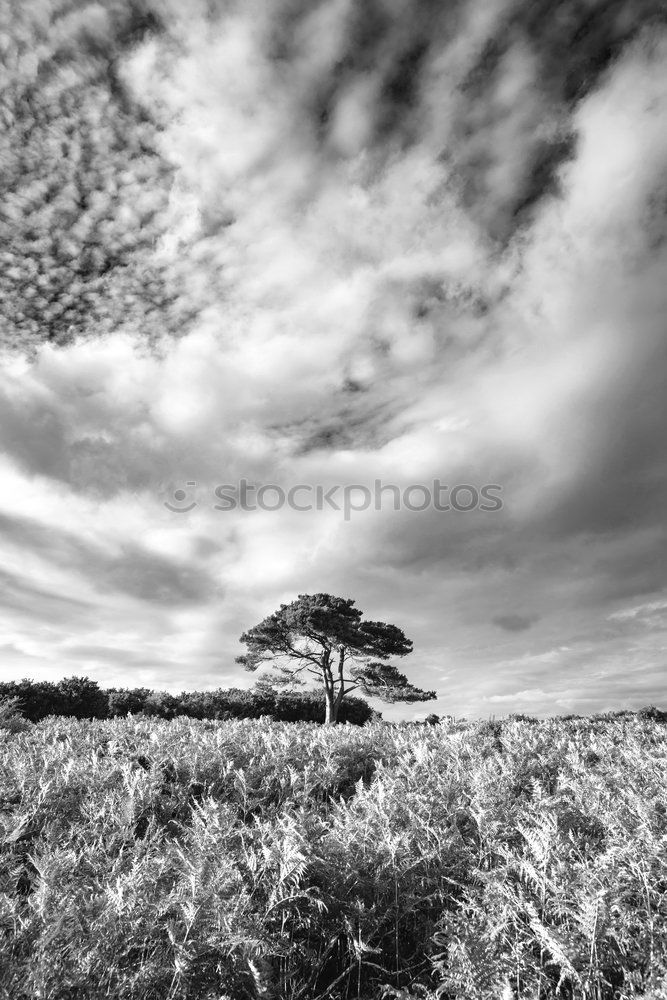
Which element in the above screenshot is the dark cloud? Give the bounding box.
[0,370,222,497]
[512,0,666,104]
[0,565,94,624]
[492,613,539,632]
[538,357,667,541]
[451,0,667,239]
[261,0,667,246]
[64,642,156,665]
[0,0,197,351]
[0,511,216,606]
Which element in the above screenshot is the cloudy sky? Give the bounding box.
[1,0,667,719]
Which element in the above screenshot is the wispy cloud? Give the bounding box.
[608,600,667,624]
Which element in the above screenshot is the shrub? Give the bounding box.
[107,687,153,716]
[0,696,31,733]
[2,677,378,726]
[638,705,667,722]
[0,679,61,721]
[55,676,108,719]
[142,691,182,719]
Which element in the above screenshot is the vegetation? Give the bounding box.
[237,593,436,724]
[0,677,377,726]
[1,709,666,999]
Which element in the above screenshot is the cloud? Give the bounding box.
[492,614,539,633]
[0,1,666,716]
[0,509,215,606]
[609,600,667,623]
[0,0,199,351]
[486,688,548,705]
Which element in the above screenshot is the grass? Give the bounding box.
[0,709,666,999]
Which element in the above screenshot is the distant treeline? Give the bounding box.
[0,676,378,726]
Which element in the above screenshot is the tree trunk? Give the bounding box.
[323,646,346,726]
[324,689,339,725]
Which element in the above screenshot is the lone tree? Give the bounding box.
[236,593,436,725]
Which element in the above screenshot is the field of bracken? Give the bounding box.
[0,710,666,1000]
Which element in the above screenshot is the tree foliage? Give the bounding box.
[237,592,436,723]
[0,678,376,726]
[0,676,106,720]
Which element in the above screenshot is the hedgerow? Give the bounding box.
[0,678,376,725]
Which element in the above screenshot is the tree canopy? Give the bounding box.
[237,593,436,724]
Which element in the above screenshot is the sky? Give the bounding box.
[1,0,667,719]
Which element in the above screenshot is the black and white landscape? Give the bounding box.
[1,4,667,997]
